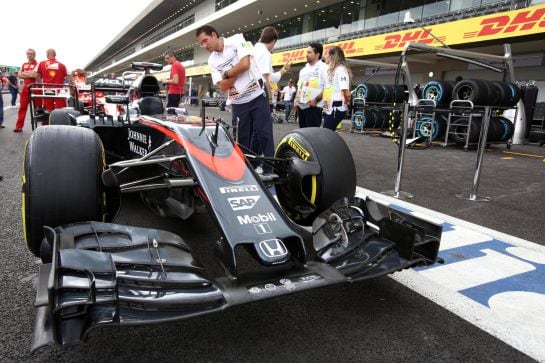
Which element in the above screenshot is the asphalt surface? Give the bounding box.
[0,96,539,361]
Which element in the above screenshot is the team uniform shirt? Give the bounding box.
[38,58,67,84]
[282,85,296,101]
[253,42,284,84]
[168,61,186,95]
[295,60,327,110]
[209,34,263,105]
[322,65,350,115]
[20,60,38,92]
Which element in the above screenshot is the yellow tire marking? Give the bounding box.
[310,175,317,205]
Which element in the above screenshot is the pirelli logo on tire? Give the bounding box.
[288,137,310,161]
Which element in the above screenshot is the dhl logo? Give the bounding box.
[324,41,364,55]
[376,29,442,50]
[280,41,364,63]
[281,49,307,64]
[466,8,545,38]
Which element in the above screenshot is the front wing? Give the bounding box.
[31,197,441,351]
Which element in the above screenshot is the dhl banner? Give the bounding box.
[186,64,211,77]
[187,4,545,76]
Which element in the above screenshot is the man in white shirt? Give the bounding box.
[253,26,291,108]
[280,79,296,123]
[295,42,327,128]
[196,25,274,171]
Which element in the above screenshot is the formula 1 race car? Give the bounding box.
[22,62,442,351]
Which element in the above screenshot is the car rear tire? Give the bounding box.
[22,126,106,257]
[274,128,356,225]
[49,109,80,125]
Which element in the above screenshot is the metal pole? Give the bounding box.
[458,106,492,202]
[382,102,413,199]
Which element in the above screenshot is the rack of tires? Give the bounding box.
[350,83,408,134]
[418,79,521,148]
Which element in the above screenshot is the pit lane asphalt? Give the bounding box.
[0,97,537,361]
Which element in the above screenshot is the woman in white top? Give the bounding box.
[322,46,352,131]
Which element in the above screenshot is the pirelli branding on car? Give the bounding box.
[228,196,260,211]
[287,137,310,161]
[219,185,259,194]
[128,129,152,157]
[237,212,276,225]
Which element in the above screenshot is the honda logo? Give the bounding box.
[258,239,288,258]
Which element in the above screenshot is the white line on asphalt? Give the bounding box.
[356,186,545,362]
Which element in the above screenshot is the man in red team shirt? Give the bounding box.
[162,50,186,108]
[37,48,70,112]
[14,49,40,132]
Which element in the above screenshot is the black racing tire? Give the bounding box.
[422,80,454,105]
[391,85,408,103]
[353,84,366,100]
[22,126,106,257]
[352,111,364,130]
[381,85,393,103]
[448,117,482,145]
[415,114,447,140]
[274,128,356,225]
[372,110,386,129]
[49,109,81,125]
[504,82,521,107]
[452,79,488,105]
[490,116,515,142]
[68,97,85,112]
[362,110,376,129]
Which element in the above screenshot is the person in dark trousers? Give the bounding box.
[295,42,327,128]
[14,48,39,132]
[7,72,19,107]
[322,46,351,131]
[162,50,186,108]
[196,24,274,172]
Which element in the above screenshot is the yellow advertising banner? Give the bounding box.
[187,4,545,76]
[186,64,211,77]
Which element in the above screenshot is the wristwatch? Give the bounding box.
[222,70,230,79]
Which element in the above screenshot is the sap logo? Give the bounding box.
[475,9,545,37]
[228,195,260,211]
[219,185,259,194]
[237,212,276,225]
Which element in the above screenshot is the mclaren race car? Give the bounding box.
[22,62,442,351]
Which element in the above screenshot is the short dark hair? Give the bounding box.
[309,42,323,59]
[259,26,278,43]
[196,25,219,38]
[163,50,176,58]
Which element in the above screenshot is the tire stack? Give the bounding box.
[351,109,401,131]
[415,113,448,140]
[452,79,520,106]
[351,83,407,132]
[448,116,515,145]
[421,81,455,106]
[352,83,408,103]
[421,79,521,107]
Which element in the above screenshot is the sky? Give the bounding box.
[2,0,154,72]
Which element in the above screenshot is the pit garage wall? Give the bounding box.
[186,3,545,90]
